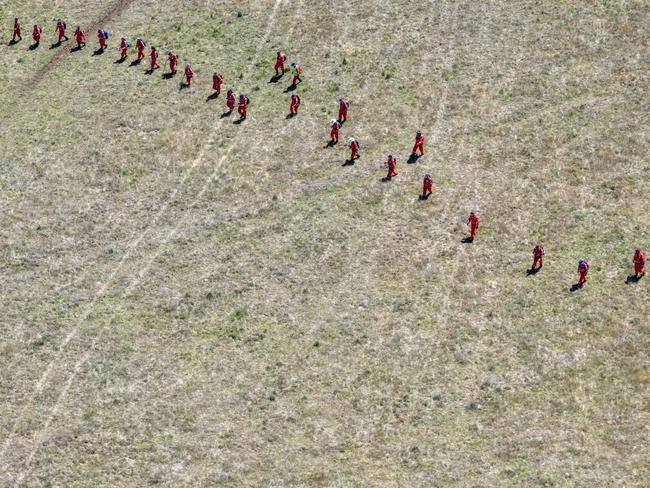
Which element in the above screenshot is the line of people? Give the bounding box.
[7,17,647,289]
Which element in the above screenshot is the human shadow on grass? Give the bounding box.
[179,82,191,90]
[29,42,40,50]
[569,283,584,292]
[342,159,356,167]
[284,84,297,93]
[206,92,220,101]
[233,118,246,125]
[407,153,420,164]
[461,237,474,244]
[8,39,20,46]
[527,267,541,276]
[70,45,84,53]
[92,47,105,56]
[220,110,233,118]
[50,41,62,49]
[418,193,432,201]
[324,140,337,148]
[114,57,127,64]
[163,72,176,79]
[626,274,644,284]
[269,73,283,83]
[130,58,142,67]
[286,113,296,119]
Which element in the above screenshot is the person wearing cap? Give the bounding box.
[12,17,22,42]
[412,130,425,156]
[385,155,398,179]
[135,37,146,60]
[290,62,302,86]
[184,63,194,85]
[633,249,646,279]
[55,19,68,43]
[212,72,224,95]
[467,211,480,241]
[274,51,286,76]
[330,119,341,144]
[338,98,349,123]
[532,244,545,271]
[167,51,178,74]
[349,137,360,161]
[119,37,129,60]
[577,259,590,286]
[422,174,433,198]
[225,89,235,114]
[74,26,86,48]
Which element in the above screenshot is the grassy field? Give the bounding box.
[1,0,649,486]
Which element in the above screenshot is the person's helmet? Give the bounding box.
[349,137,355,142]
[330,119,336,125]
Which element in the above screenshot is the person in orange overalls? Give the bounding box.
[226,89,235,114]
[633,249,646,279]
[577,259,589,286]
[412,130,425,156]
[55,19,68,43]
[74,26,86,49]
[12,17,22,42]
[212,72,223,95]
[385,155,398,179]
[338,98,349,123]
[290,94,300,116]
[135,37,145,60]
[184,64,194,85]
[330,119,340,144]
[32,24,42,45]
[275,51,286,76]
[349,137,360,161]
[119,37,129,60]
[97,28,108,51]
[238,93,249,119]
[167,51,178,74]
[467,212,480,241]
[150,46,160,70]
[422,174,433,198]
[531,244,545,271]
[290,62,302,87]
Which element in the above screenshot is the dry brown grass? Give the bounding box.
[0,0,649,486]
